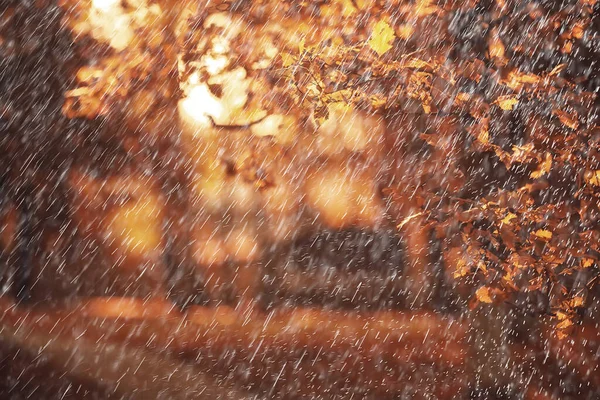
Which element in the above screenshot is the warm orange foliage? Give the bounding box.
[57,0,600,338]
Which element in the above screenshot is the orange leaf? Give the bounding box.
[556,318,573,330]
[571,296,585,308]
[488,27,505,61]
[494,95,519,110]
[456,92,471,102]
[557,330,569,340]
[582,258,594,268]
[585,170,600,186]
[549,64,566,76]
[453,258,470,279]
[475,286,493,303]
[553,109,579,130]
[503,71,540,90]
[530,152,552,179]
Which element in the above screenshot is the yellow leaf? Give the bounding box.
[280,53,295,67]
[585,170,600,186]
[501,212,517,225]
[534,229,552,240]
[530,152,552,179]
[368,20,395,56]
[403,57,433,70]
[477,125,489,143]
[555,311,568,320]
[456,92,471,102]
[339,0,358,16]
[369,94,387,108]
[477,261,488,275]
[475,286,493,303]
[494,95,519,110]
[453,260,470,279]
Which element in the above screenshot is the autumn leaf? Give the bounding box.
[534,229,552,240]
[530,152,552,179]
[556,318,573,330]
[402,57,433,70]
[494,95,519,110]
[503,71,540,90]
[369,94,388,108]
[553,109,579,130]
[581,258,594,268]
[477,119,490,143]
[584,170,600,186]
[280,52,296,67]
[556,330,569,340]
[488,27,505,62]
[475,286,493,303]
[421,101,432,114]
[368,20,395,56]
[509,143,535,164]
[453,258,470,279]
[339,0,358,16]
[555,311,569,321]
[501,212,517,225]
[299,38,306,54]
[313,104,330,126]
[562,41,573,54]
[298,38,317,55]
[456,92,471,103]
[414,0,440,16]
[570,296,585,308]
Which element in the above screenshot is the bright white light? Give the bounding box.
[188,72,200,86]
[92,0,120,11]
[203,55,228,75]
[180,84,224,126]
[211,37,230,54]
